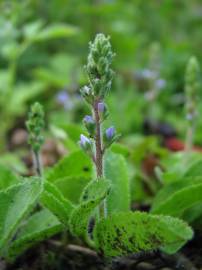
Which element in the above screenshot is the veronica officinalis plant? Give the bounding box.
[65,34,193,259]
[79,33,119,218]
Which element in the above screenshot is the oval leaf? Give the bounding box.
[0,178,42,252]
[151,183,202,217]
[7,209,62,259]
[94,211,193,257]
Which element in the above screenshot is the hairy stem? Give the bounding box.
[33,150,43,177]
[94,100,103,177]
[93,99,105,218]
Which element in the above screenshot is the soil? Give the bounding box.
[2,231,201,270]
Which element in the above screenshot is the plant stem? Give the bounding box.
[185,121,194,154]
[94,99,103,178]
[33,150,43,177]
[33,150,43,211]
[93,99,105,219]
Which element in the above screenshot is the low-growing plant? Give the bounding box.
[0,34,193,263]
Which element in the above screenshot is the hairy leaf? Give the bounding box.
[0,179,42,252]
[41,181,74,225]
[0,164,20,191]
[151,183,202,217]
[152,176,202,212]
[94,211,193,257]
[69,179,110,238]
[104,152,130,215]
[55,175,90,204]
[184,160,202,177]
[7,209,62,259]
[46,151,92,182]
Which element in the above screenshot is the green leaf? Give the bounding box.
[151,183,202,217]
[151,176,202,212]
[7,209,62,260]
[110,143,130,158]
[55,175,90,204]
[23,20,44,39]
[33,24,78,42]
[104,152,130,215]
[41,182,74,226]
[69,179,110,238]
[46,151,92,182]
[0,164,20,191]
[184,160,202,177]
[94,211,193,257]
[0,179,42,252]
[8,82,46,115]
[80,178,111,203]
[183,203,202,224]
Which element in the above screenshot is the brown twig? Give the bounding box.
[49,240,98,258]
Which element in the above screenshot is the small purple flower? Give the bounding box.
[56,90,73,110]
[83,115,94,124]
[57,91,69,103]
[105,126,115,139]
[98,102,105,113]
[155,79,166,90]
[142,69,156,79]
[80,134,91,148]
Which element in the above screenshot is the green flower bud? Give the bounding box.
[80,85,94,103]
[26,102,45,152]
[82,33,115,99]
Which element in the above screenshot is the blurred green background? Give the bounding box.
[1,0,202,155]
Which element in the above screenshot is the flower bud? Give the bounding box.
[26,102,45,152]
[93,78,102,95]
[98,102,108,121]
[83,33,115,99]
[80,85,94,104]
[103,126,121,149]
[98,102,105,113]
[83,115,95,136]
[79,134,92,152]
[105,126,115,140]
